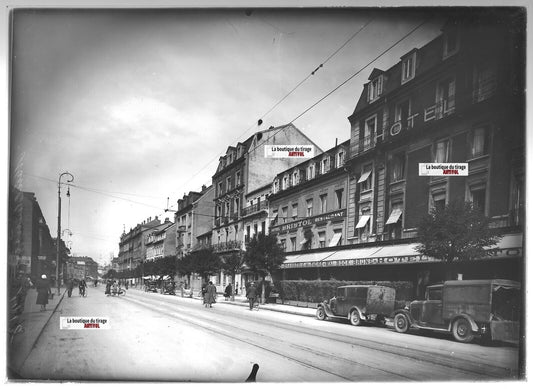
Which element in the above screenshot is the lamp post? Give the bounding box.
[57,171,74,295]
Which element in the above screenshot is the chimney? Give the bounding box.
[201,184,207,192]
[165,217,169,223]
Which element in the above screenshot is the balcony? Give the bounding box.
[212,240,243,253]
[362,135,375,151]
[241,200,267,217]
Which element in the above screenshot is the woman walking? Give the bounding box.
[205,281,217,308]
[35,274,51,311]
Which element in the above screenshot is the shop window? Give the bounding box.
[261,221,266,235]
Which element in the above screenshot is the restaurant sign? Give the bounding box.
[271,209,346,234]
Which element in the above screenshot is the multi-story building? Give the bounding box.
[175,185,214,258]
[145,218,175,262]
[118,216,162,279]
[8,189,59,281]
[210,123,322,288]
[269,140,350,257]
[280,10,525,296]
[65,256,99,280]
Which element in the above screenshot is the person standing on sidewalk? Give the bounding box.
[35,274,51,311]
[66,278,74,298]
[246,282,257,310]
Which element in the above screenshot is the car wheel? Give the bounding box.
[394,312,410,333]
[316,306,326,321]
[349,310,361,326]
[452,318,474,343]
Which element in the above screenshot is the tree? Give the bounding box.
[177,254,194,288]
[158,255,177,277]
[221,251,245,301]
[243,233,286,303]
[190,248,222,282]
[416,200,502,280]
[103,269,117,279]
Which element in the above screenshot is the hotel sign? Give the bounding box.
[271,209,346,234]
[281,254,436,269]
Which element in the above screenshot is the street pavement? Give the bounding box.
[6,284,316,379]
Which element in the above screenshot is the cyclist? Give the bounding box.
[79,278,87,297]
[246,282,257,310]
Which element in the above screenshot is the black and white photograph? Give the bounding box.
[3,1,529,384]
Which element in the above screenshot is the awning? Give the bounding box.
[282,251,337,268]
[300,239,308,245]
[329,232,342,247]
[358,170,372,183]
[385,209,403,225]
[355,215,371,229]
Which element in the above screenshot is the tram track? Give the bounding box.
[122,292,514,380]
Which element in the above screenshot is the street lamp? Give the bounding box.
[57,171,74,295]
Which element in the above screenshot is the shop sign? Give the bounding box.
[281,254,436,269]
[271,209,346,234]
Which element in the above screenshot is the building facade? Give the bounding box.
[145,218,175,262]
[118,217,162,276]
[66,256,99,280]
[280,11,525,296]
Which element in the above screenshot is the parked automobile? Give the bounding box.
[392,279,521,343]
[316,285,396,326]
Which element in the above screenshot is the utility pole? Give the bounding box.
[57,171,74,296]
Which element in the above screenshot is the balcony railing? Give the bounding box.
[212,240,242,253]
[241,200,267,216]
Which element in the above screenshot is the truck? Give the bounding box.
[392,279,521,343]
[316,285,396,326]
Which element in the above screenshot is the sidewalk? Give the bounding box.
[7,287,65,379]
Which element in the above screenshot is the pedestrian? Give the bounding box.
[201,283,207,306]
[205,281,217,308]
[246,282,257,310]
[105,279,112,296]
[125,280,129,290]
[224,283,232,300]
[235,282,239,295]
[79,278,87,297]
[35,274,51,311]
[66,278,74,297]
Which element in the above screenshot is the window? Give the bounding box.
[253,224,258,237]
[443,28,459,58]
[234,198,240,214]
[363,116,377,150]
[436,78,456,118]
[386,202,403,240]
[319,194,327,213]
[401,52,416,83]
[261,221,266,235]
[273,179,279,194]
[306,199,313,217]
[394,100,410,130]
[390,153,405,182]
[291,203,298,220]
[359,164,373,192]
[330,229,343,247]
[336,151,345,168]
[318,231,326,248]
[307,163,315,180]
[290,237,297,251]
[246,225,251,242]
[281,206,288,223]
[470,127,489,158]
[356,208,371,239]
[368,75,383,102]
[282,175,289,190]
[431,192,446,212]
[218,182,223,196]
[225,201,230,216]
[226,177,232,192]
[335,189,344,209]
[271,209,279,226]
[473,63,497,103]
[321,157,330,174]
[292,170,299,186]
[434,140,450,163]
[470,187,486,213]
[236,171,241,186]
[280,239,286,251]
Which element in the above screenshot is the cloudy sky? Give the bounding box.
[8,6,450,265]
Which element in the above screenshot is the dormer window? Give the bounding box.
[368,75,383,102]
[443,28,459,59]
[336,150,345,168]
[292,170,299,186]
[273,179,279,193]
[321,157,330,174]
[401,51,416,84]
[282,175,289,190]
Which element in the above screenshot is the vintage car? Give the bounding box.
[392,279,521,343]
[316,285,396,326]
